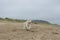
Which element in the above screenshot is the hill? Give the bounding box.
[32,20,50,24]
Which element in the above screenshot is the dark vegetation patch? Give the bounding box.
[0,17,26,22]
[52,32,59,34]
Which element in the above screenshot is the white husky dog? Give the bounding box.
[23,19,32,31]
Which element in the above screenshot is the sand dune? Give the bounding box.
[0,21,60,40]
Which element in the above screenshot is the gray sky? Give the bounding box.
[0,0,60,25]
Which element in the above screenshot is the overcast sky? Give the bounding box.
[0,0,60,25]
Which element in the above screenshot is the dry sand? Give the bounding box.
[0,21,60,40]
